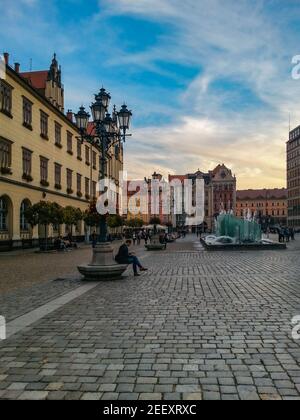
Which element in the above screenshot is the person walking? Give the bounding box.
[290,227,295,241]
[284,227,290,243]
[137,231,142,246]
[132,232,137,246]
[278,227,284,243]
[144,232,149,246]
[115,240,148,277]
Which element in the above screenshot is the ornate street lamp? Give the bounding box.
[76,88,132,280]
[104,113,114,135]
[118,104,132,141]
[91,92,107,123]
[74,106,90,133]
[97,87,111,109]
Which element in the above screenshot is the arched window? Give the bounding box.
[20,200,30,232]
[0,198,8,231]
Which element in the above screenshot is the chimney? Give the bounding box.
[66,109,73,122]
[14,63,20,73]
[3,52,9,65]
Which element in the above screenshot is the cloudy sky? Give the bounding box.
[1,0,300,188]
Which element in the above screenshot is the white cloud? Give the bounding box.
[102,0,300,188]
[1,0,299,189]
[124,110,287,189]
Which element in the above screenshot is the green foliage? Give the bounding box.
[24,201,64,227]
[83,200,102,227]
[107,214,124,229]
[63,206,83,226]
[125,218,144,228]
[149,217,161,225]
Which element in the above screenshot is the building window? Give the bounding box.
[0,197,8,231]
[67,169,73,194]
[85,177,90,199]
[54,163,62,189]
[0,81,13,117]
[77,139,82,160]
[40,111,48,139]
[22,148,33,181]
[77,174,82,197]
[0,137,12,171]
[67,131,73,154]
[20,200,30,232]
[92,151,97,169]
[55,122,62,148]
[40,157,49,186]
[92,181,97,199]
[23,97,33,129]
[85,145,90,165]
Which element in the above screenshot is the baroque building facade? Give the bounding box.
[0,53,123,250]
[287,125,300,229]
[124,165,236,231]
[170,164,237,231]
[236,189,287,227]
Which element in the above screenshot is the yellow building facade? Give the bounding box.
[0,53,123,250]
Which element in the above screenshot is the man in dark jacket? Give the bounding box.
[115,240,148,277]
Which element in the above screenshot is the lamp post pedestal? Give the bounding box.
[145,234,166,251]
[78,243,128,281]
[145,226,166,251]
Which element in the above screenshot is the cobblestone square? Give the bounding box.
[0,236,300,400]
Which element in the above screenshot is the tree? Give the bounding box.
[107,214,124,229]
[149,217,161,226]
[125,218,144,229]
[24,201,64,250]
[63,206,83,236]
[51,202,65,226]
[83,200,102,227]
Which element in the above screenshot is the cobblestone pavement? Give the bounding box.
[0,236,300,400]
[0,242,123,295]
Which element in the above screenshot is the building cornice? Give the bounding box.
[0,176,89,204]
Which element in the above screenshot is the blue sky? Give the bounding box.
[1,0,300,188]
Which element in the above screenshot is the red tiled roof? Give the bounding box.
[87,122,96,136]
[20,71,48,90]
[237,188,287,200]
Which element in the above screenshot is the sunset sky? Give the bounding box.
[1,0,300,189]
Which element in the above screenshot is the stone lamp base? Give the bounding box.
[78,243,128,281]
[145,234,166,251]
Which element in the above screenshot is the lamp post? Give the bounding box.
[75,88,132,280]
